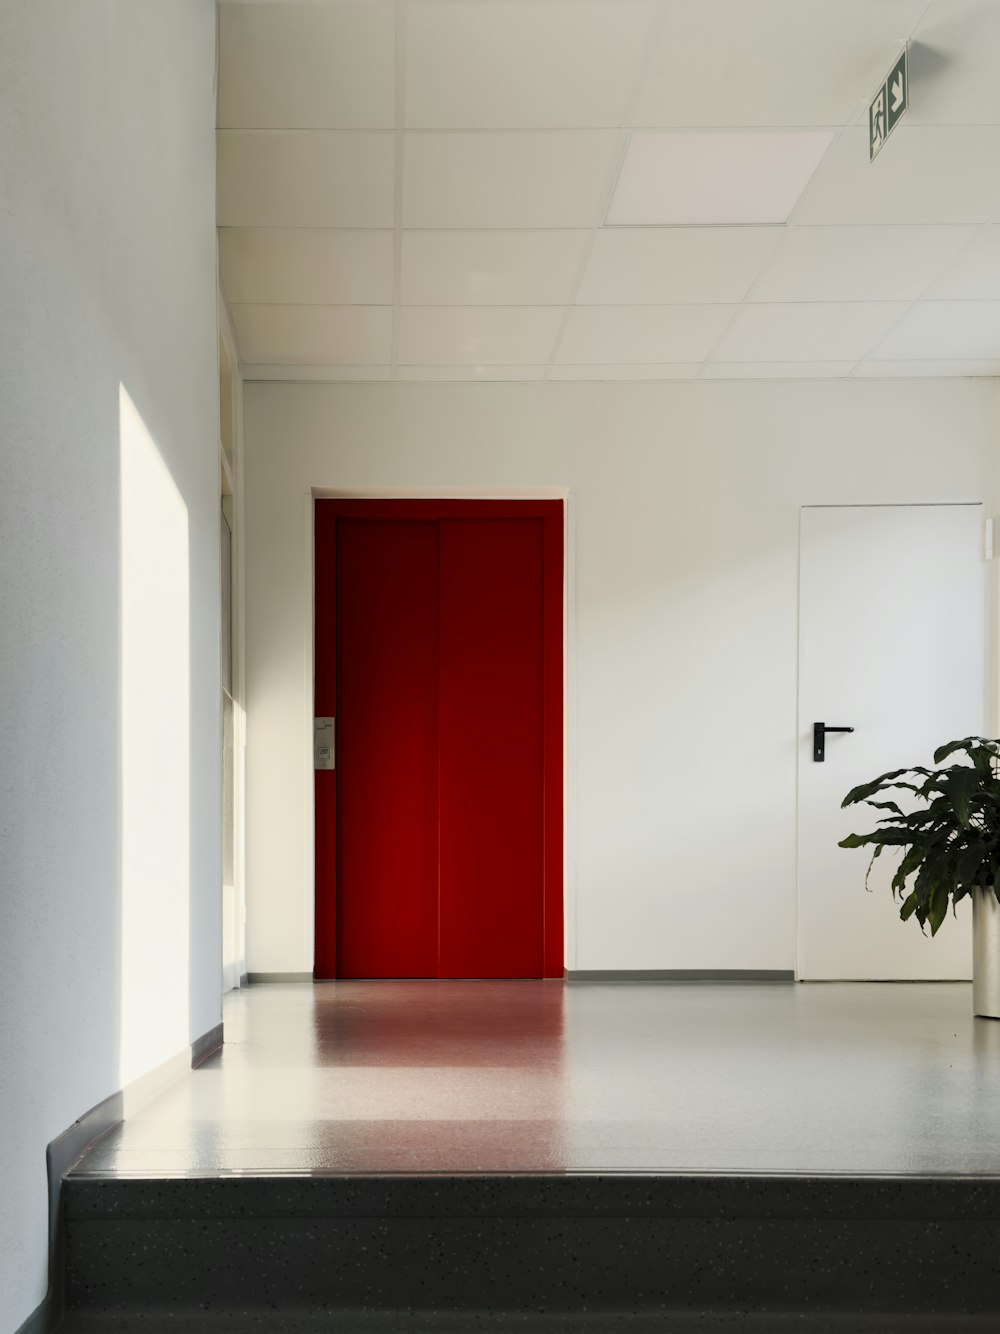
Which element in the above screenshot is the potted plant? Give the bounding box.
[839,735,1000,1019]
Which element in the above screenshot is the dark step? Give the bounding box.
[63,1174,1000,1323]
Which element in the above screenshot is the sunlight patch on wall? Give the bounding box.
[119,384,190,1087]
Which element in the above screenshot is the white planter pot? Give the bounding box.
[972,887,1000,1020]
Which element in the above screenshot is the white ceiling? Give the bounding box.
[216,0,1000,382]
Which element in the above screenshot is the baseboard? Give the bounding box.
[22,1021,224,1334]
[247,972,313,983]
[566,969,795,983]
[192,1023,225,1068]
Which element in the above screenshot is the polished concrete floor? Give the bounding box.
[73,980,1000,1177]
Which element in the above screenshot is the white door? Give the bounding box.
[797,504,985,980]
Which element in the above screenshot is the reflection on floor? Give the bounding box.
[77,979,1000,1176]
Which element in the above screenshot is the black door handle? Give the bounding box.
[813,722,854,762]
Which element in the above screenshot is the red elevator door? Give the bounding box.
[336,520,440,978]
[316,504,559,979]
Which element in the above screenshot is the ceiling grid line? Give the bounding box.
[389,0,409,378]
[697,0,941,377]
[855,218,997,373]
[815,0,940,377]
[541,0,671,378]
[224,298,1000,311]
[696,96,898,375]
[218,221,1000,233]
[217,0,1000,381]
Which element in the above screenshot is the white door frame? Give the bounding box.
[219,296,248,993]
[301,488,579,976]
[795,500,988,981]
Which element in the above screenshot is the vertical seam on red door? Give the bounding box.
[541,519,547,978]
[333,515,341,978]
[435,519,442,980]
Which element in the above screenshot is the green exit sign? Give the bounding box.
[870,48,908,161]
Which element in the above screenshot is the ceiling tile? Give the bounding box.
[607,132,835,225]
[397,306,564,365]
[924,226,1000,299]
[403,132,618,228]
[871,300,1000,360]
[230,304,392,365]
[752,225,980,302]
[556,305,736,363]
[578,227,782,304]
[907,0,1000,126]
[712,302,909,362]
[401,231,589,305]
[701,362,855,379]
[549,364,700,380]
[793,127,1000,226]
[397,365,547,382]
[218,2,395,129]
[219,229,394,305]
[406,1,658,129]
[218,132,395,227]
[633,0,924,127]
[853,358,1000,377]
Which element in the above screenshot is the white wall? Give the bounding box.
[989,384,1000,736]
[0,4,219,1329]
[243,379,997,978]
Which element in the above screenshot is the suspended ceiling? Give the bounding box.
[217,0,1000,382]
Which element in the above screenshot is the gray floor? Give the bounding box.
[74,980,1000,1177]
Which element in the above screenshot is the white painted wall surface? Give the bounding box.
[244,379,996,979]
[0,4,219,1329]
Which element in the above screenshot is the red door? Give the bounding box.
[313,500,563,979]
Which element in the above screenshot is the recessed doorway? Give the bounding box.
[313,499,564,979]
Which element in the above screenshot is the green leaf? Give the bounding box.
[891,845,926,894]
[933,738,973,764]
[933,737,995,766]
[865,842,886,890]
[944,767,978,827]
[913,845,950,909]
[967,746,1000,774]
[841,738,1000,933]
[839,829,913,849]
[955,843,985,892]
[842,827,874,848]
[877,810,942,829]
[842,769,915,807]
[927,884,949,936]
